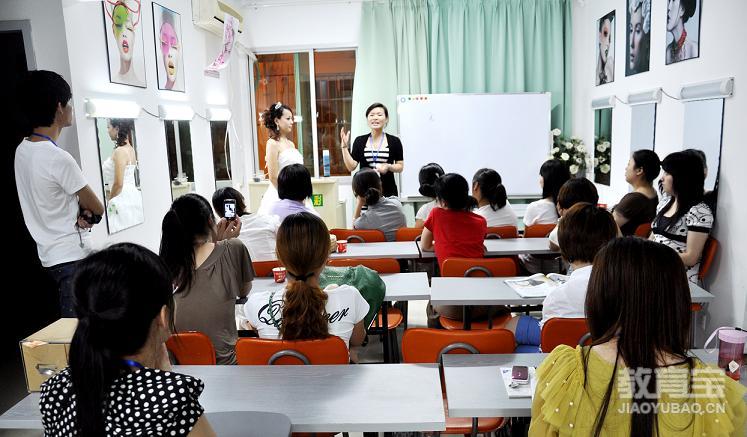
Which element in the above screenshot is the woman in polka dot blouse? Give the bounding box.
[39,243,215,436]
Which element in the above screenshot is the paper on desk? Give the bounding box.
[500,367,537,398]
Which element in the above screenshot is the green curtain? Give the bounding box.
[352,0,572,137]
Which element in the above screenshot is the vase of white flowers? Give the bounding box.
[594,136,611,185]
[549,129,588,177]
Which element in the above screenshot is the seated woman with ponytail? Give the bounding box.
[244,212,369,348]
[472,168,517,227]
[160,193,254,365]
[40,243,215,436]
[352,168,406,241]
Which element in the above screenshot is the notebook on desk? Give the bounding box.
[504,273,569,298]
[500,366,538,399]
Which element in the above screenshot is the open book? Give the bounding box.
[500,367,538,398]
[504,273,569,298]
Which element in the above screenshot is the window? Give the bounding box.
[314,50,356,176]
[253,52,313,175]
[252,49,355,178]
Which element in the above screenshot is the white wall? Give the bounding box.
[57,0,253,252]
[1,0,81,162]
[572,1,747,336]
[241,2,361,51]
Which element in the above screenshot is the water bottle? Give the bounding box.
[323,149,330,177]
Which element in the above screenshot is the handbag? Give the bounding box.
[319,265,385,328]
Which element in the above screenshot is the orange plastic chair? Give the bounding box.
[252,260,282,277]
[540,318,591,353]
[634,222,652,238]
[330,228,386,243]
[401,328,513,435]
[523,223,556,238]
[328,257,404,362]
[485,226,519,239]
[166,331,216,365]
[698,236,719,283]
[439,258,516,330]
[395,227,423,241]
[235,337,349,365]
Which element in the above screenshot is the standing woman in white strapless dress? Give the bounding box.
[102,118,144,232]
[257,102,305,215]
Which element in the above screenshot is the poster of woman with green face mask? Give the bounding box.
[103,0,146,87]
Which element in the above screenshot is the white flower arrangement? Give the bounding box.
[549,130,588,177]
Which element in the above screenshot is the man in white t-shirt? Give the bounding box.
[15,71,104,317]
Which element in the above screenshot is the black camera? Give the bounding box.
[79,211,103,225]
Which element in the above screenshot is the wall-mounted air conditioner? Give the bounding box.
[192,0,243,36]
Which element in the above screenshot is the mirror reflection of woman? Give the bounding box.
[103,118,143,232]
[105,0,145,87]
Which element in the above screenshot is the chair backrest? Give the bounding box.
[401,328,515,363]
[441,257,517,278]
[253,260,282,277]
[328,257,400,273]
[330,228,386,243]
[485,226,519,239]
[523,223,556,238]
[540,318,591,353]
[698,236,719,282]
[235,337,349,365]
[166,331,216,365]
[395,227,423,242]
[634,222,652,238]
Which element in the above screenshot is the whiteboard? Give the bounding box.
[397,93,551,197]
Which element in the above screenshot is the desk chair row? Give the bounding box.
[166,325,592,436]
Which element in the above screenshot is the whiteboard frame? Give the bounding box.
[396,92,552,198]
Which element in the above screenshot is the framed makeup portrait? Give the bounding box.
[152,2,185,92]
[626,0,651,76]
[596,10,615,86]
[102,0,147,88]
[665,0,702,65]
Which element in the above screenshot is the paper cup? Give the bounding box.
[272,266,287,283]
[337,240,348,253]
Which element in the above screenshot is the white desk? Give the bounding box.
[418,238,557,259]
[248,272,430,302]
[430,277,715,307]
[442,350,746,421]
[329,241,421,260]
[0,364,446,433]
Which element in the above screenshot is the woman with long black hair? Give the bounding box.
[40,243,215,436]
[651,151,712,283]
[530,238,746,436]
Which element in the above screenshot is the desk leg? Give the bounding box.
[471,417,478,437]
[382,302,390,363]
[463,306,472,330]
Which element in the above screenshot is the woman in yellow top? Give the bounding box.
[530,237,746,436]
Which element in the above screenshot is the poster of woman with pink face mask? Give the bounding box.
[103,0,147,88]
[152,3,185,92]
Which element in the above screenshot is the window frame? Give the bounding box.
[249,46,357,183]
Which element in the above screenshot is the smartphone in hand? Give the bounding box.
[224,199,237,220]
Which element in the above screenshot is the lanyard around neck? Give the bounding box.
[368,134,386,164]
[122,359,145,369]
[30,133,59,148]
